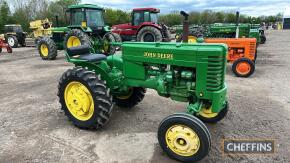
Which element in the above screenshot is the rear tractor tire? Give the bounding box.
[58,67,114,129]
[137,26,162,42]
[38,37,57,60]
[113,87,146,108]
[232,58,255,77]
[64,29,92,49]
[158,113,211,163]
[195,102,228,123]
[7,36,18,48]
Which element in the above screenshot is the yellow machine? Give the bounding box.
[25,19,52,46]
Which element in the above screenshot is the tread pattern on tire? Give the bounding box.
[137,26,162,42]
[58,67,114,129]
[64,29,92,50]
[113,87,146,108]
[38,37,57,60]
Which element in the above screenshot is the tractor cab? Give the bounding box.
[67,4,107,35]
[131,8,160,26]
[112,8,170,42]
[4,24,27,48]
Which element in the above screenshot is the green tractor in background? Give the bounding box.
[38,4,121,60]
[204,12,264,45]
[57,10,229,162]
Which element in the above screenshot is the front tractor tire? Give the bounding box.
[158,113,211,163]
[58,67,114,129]
[113,87,146,108]
[196,102,228,123]
[7,36,18,48]
[260,35,266,44]
[64,29,92,49]
[232,58,255,77]
[137,26,162,42]
[38,37,57,60]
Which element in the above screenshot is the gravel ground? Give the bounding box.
[0,30,290,163]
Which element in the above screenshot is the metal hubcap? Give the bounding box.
[8,37,15,46]
[236,62,251,75]
[166,125,200,156]
[64,82,94,121]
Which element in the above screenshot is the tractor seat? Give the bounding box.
[67,45,106,62]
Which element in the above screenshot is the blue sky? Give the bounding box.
[83,0,290,16]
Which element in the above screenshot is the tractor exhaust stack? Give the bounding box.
[180,11,189,43]
[235,11,240,38]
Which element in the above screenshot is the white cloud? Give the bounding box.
[83,0,290,16]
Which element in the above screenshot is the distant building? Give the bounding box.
[283,7,290,29]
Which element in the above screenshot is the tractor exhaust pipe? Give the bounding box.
[235,11,240,38]
[55,15,59,27]
[180,11,189,43]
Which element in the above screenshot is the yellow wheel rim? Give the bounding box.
[199,106,218,118]
[166,125,200,156]
[116,88,133,100]
[64,81,94,121]
[188,36,197,43]
[67,36,81,48]
[103,39,110,53]
[40,44,49,57]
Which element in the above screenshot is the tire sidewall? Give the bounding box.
[7,36,18,48]
[158,114,211,162]
[232,58,255,77]
[137,26,162,42]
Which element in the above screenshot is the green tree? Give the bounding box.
[0,1,10,33]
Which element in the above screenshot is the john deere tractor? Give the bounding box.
[204,12,262,45]
[38,4,121,60]
[57,10,229,162]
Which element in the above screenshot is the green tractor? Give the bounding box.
[57,10,229,162]
[38,4,121,60]
[204,12,262,44]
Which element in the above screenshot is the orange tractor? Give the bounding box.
[205,38,257,77]
[180,11,257,77]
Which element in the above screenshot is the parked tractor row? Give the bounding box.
[0,4,269,163]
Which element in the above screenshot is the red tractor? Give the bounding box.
[0,38,12,54]
[111,8,171,42]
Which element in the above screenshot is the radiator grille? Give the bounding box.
[249,42,256,55]
[206,56,225,91]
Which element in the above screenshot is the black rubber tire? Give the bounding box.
[260,35,266,44]
[58,67,114,129]
[232,58,255,78]
[196,102,228,123]
[7,36,18,48]
[111,32,122,50]
[37,37,57,60]
[137,26,162,42]
[158,113,211,163]
[102,32,117,55]
[64,29,92,50]
[113,87,146,108]
[0,48,2,53]
[35,36,43,46]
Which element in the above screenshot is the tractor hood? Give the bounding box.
[111,23,131,31]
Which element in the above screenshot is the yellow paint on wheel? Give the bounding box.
[40,44,49,57]
[166,125,200,156]
[188,36,197,43]
[67,36,81,48]
[199,106,218,118]
[64,81,94,121]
